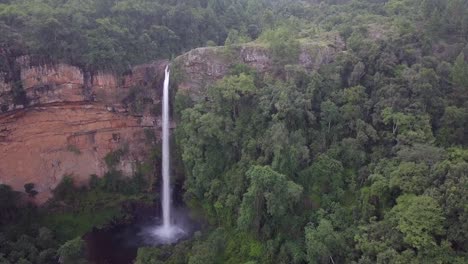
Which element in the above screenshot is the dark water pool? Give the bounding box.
[84,207,198,264]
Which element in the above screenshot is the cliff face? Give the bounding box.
[0,36,343,203]
[174,33,345,99]
[0,58,167,202]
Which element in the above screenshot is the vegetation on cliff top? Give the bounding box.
[0,0,290,72]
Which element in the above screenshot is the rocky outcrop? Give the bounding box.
[0,35,343,203]
[0,103,150,202]
[174,33,345,99]
[0,59,167,203]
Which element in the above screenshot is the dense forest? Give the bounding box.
[1,0,468,263]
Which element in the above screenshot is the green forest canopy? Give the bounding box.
[1,0,468,263]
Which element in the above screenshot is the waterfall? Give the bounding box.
[161,65,171,229]
[153,65,185,242]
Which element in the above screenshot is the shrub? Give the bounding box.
[66,145,81,155]
[23,183,38,198]
[52,176,77,203]
[104,148,127,169]
[57,237,87,264]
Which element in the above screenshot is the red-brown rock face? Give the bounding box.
[0,59,167,203]
[0,103,150,202]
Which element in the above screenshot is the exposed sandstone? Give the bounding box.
[22,64,86,106]
[0,60,167,202]
[0,103,154,203]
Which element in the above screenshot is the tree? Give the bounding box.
[389,195,445,250]
[451,52,468,103]
[238,166,303,237]
[188,229,225,264]
[57,237,87,264]
[299,154,344,197]
[381,108,434,144]
[305,219,345,264]
[389,162,430,195]
[225,29,241,45]
[23,183,38,198]
[261,123,309,176]
[431,152,468,252]
[135,248,164,264]
[266,26,301,67]
[208,73,255,117]
[320,100,340,134]
[437,106,467,146]
[37,227,56,250]
[0,184,20,224]
[348,62,366,86]
[52,176,77,203]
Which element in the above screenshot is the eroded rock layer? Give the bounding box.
[0,59,167,202]
[0,103,150,202]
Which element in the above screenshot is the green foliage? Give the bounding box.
[2,0,468,263]
[389,194,445,249]
[305,219,345,264]
[451,52,468,104]
[42,208,120,242]
[52,175,77,203]
[389,162,430,194]
[57,237,87,264]
[104,147,128,168]
[0,184,19,223]
[238,166,303,237]
[225,29,250,46]
[176,5,468,255]
[437,106,467,146]
[188,229,226,264]
[452,53,468,86]
[299,155,344,202]
[0,0,289,71]
[135,247,165,264]
[262,25,301,67]
[44,172,150,242]
[0,223,58,263]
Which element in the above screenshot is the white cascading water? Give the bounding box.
[161,65,171,230]
[153,65,184,242]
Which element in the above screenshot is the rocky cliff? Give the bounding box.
[174,32,345,99]
[0,35,343,203]
[0,58,167,202]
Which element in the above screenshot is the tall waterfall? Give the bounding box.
[153,65,185,242]
[161,65,171,229]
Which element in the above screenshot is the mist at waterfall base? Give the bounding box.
[85,206,197,264]
[84,66,196,264]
